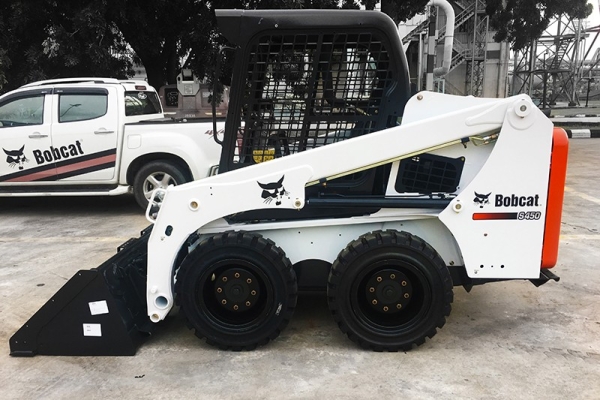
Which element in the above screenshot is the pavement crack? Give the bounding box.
[561,222,598,233]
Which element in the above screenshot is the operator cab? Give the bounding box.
[215,10,461,221]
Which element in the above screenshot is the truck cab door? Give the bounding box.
[0,90,55,184]
[51,86,119,182]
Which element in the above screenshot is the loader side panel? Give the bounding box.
[437,101,555,280]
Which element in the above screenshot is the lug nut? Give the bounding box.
[246,301,251,307]
[222,277,228,282]
[390,274,396,279]
[404,293,410,299]
[372,299,378,305]
[247,278,252,284]
[396,304,402,309]
[221,299,227,305]
[233,305,239,311]
[376,276,382,282]
[251,290,257,296]
[216,287,223,293]
[401,281,407,287]
[383,306,389,312]
[235,272,240,278]
[369,287,375,293]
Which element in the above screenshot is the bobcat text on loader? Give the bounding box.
[10,9,568,356]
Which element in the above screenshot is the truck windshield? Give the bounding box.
[124,91,162,116]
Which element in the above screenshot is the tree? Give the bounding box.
[1,0,426,93]
[103,1,226,89]
[105,0,214,90]
[176,0,427,90]
[106,0,364,90]
[0,0,133,94]
[1,0,425,93]
[485,0,593,50]
[1,0,594,94]
[363,0,429,25]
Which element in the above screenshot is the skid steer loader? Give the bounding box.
[10,9,568,356]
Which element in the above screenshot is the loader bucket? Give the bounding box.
[9,227,154,357]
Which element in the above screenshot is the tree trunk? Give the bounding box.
[163,36,179,85]
[142,59,165,91]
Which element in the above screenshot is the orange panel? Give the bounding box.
[541,128,569,268]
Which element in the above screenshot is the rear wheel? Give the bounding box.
[327,230,453,351]
[133,160,190,209]
[175,231,297,350]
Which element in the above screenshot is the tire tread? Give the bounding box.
[327,229,453,352]
[175,231,297,351]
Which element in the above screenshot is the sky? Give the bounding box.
[584,1,600,60]
[588,0,600,28]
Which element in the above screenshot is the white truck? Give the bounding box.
[0,78,223,208]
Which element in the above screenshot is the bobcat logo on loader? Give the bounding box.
[3,145,29,170]
[258,175,289,206]
[473,192,491,208]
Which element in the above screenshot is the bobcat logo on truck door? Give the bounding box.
[3,146,29,170]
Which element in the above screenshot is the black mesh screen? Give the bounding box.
[395,154,465,194]
[234,31,394,166]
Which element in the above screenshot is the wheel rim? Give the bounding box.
[142,171,176,201]
[350,258,432,335]
[195,259,274,332]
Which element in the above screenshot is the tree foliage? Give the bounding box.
[0,0,133,93]
[486,0,593,51]
[376,0,429,25]
[0,0,431,93]
[0,0,594,94]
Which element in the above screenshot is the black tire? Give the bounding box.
[133,160,190,209]
[327,230,453,351]
[175,231,298,350]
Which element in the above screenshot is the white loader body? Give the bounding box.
[145,92,555,322]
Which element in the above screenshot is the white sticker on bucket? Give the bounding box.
[89,300,109,315]
[83,323,102,337]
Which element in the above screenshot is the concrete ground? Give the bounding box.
[1,140,599,399]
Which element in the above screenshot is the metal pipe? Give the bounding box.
[430,0,455,77]
[418,32,424,91]
[426,14,436,90]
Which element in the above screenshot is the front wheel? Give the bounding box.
[175,231,298,350]
[133,160,190,209]
[327,230,453,351]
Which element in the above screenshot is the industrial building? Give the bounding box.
[402,0,599,105]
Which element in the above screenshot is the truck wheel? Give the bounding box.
[327,230,453,351]
[133,161,189,209]
[175,231,297,350]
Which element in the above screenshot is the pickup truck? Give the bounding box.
[0,78,223,208]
